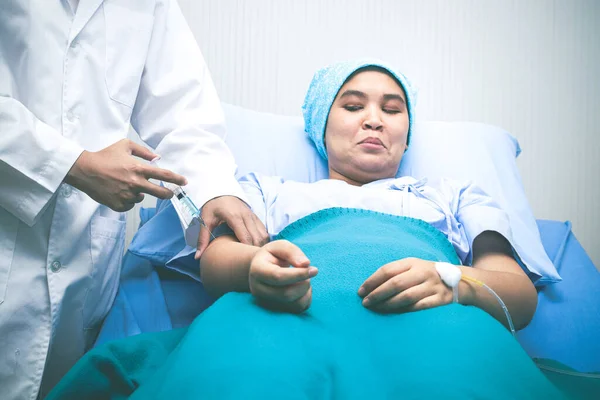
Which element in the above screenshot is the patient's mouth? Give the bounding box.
[359,137,385,149]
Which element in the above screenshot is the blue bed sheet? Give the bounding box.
[96,211,600,373]
[518,220,600,373]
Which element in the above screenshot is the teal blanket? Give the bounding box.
[50,208,596,399]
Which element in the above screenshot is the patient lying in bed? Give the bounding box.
[170,59,562,398]
[201,59,537,328]
[49,59,568,399]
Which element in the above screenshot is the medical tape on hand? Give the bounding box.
[434,262,462,303]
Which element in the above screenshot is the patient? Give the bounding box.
[200,59,537,329]
[53,60,564,399]
[137,60,563,398]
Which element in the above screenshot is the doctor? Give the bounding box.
[0,0,268,398]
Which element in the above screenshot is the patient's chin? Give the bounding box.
[350,160,398,182]
[343,169,396,186]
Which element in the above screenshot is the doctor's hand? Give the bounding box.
[196,196,269,259]
[249,240,318,314]
[358,258,452,313]
[65,139,187,212]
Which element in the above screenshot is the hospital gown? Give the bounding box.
[239,172,517,267]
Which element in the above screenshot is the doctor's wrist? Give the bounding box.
[64,150,91,189]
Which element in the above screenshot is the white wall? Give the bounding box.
[128,0,600,268]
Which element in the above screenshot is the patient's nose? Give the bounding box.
[363,106,383,131]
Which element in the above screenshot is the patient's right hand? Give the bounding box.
[249,240,318,313]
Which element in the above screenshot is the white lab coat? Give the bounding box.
[0,0,245,398]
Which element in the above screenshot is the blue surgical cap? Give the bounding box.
[302,59,416,160]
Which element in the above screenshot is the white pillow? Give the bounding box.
[222,103,561,285]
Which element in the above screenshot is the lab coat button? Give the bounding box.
[50,261,62,273]
[61,185,72,198]
[66,111,76,122]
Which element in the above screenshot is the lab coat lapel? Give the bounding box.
[68,0,104,43]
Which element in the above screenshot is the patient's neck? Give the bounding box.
[328,168,374,187]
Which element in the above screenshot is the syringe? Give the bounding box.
[150,157,215,240]
[165,183,200,219]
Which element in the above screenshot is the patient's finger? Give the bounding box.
[401,294,442,313]
[295,286,313,312]
[256,285,313,314]
[358,259,413,297]
[257,279,311,304]
[255,262,318,287]
[361,271,425,307]
[265,240,311,268]
[366,283,434,312]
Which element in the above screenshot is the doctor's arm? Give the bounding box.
[63,139,187,211]
[130,0,267,257]
[0,96,188,218]
[0,95,187,221]
[0,95,84,226]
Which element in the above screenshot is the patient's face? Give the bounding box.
[325,70,409,186]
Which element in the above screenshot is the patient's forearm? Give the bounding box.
[200,236,260,298]
[457,254,538,331]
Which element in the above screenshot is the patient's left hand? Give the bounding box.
[358,258,452,313]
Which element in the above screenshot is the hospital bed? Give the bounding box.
[96,104,600,381]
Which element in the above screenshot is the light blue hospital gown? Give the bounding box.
[239,172,516,266]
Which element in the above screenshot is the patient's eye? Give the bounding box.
[382,100,404,115]
[344,104,363,112]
